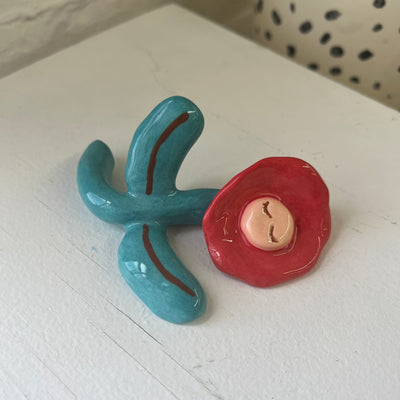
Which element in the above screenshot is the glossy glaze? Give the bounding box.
[77,96,218,323]
[240,196,295,251]
[203,157,331,287]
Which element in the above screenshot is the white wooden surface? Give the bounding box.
[1,5,399,400]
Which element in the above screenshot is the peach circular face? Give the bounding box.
[240,197,295,251]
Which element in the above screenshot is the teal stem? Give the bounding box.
[77,96,218,323]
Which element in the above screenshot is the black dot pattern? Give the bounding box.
[254,3,397,106]
[372,23,383,32]
[271,10,282,25]
[373,82,381,90]
[320,33,331,44]
[330,67,342,76]
[265,30,272,41]
[255,0,264,13]
[359,50,374,61]
[299,21,312,33]
[331,46,344,57]
[287,45,296,58]
[373,0,385,8]
[325,10,341,21]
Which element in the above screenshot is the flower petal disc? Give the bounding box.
[203,157,331,287]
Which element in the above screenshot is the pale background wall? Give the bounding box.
[0,0,171,78]
[177,0,252,36]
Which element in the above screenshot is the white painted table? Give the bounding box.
[1,5,399,400]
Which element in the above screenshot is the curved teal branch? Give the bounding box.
[125,96,204,196]
[119,223,206,324]
[77,140,132,224]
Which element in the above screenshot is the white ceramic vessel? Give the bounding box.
[252,0,400,110]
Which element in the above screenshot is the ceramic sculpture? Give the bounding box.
[77,96,331,324]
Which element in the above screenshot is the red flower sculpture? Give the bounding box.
[203,157,331,287]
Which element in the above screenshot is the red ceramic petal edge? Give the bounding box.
[202,157,331,287]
